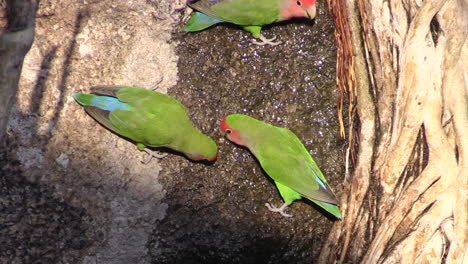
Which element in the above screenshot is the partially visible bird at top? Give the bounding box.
[183,0,317,46]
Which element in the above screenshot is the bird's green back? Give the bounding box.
[109,87,191,149]
[191,0,281,26]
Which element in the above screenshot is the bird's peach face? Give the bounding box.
[281,0,317,20]
[220,117,246,147]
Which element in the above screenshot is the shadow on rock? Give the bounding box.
[0,140,98,264]
[148,190,324,264]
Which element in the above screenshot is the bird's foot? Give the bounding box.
[150,75,164,90]
[265,202,292,217]
[252,35,282,46]
[142,149,167,164]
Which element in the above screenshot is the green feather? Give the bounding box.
[186,0,281,38]
[74,86,218,161]
[73,93,94,106]
[224,114,341,219]
[209,0,280,26]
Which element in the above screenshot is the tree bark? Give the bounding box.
[321,0,468,263]
[0,0,38,145]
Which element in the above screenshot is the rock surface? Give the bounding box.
[1,0,344,263]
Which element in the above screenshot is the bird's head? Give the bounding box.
[220,115,247,147]
[280,0,317,20]
[184,134,218,162]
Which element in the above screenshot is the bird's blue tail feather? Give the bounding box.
[306,163,327,189]
[184,12,222,32]
[73,93,131,111]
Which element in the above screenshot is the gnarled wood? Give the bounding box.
[322,0,467,262]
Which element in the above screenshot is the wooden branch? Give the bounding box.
[0,0,38,144]
[442,1,468,262]
[322,0,466,262]
[397,198,452,263]
[447,53,468,264]
[362,2,462,256]
[394,78,457,262]
[362,162,441,262]
[319,0,376,262]
[378,0,448,214]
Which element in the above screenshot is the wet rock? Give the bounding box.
[148,2,344,263]
[3,0,343,263]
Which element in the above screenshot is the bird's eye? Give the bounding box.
[226,129,232,134]
[296,1,302,6]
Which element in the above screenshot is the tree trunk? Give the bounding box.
[321,0,468,263]
[0,0,38,144]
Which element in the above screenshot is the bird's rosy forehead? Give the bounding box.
[299,0,316,5]
[220,117,232,131]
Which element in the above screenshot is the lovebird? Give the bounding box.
[184,0,317,46]
[73,86,218,162]
[220,114,341,218]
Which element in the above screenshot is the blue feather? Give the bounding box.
[306,163,327,189]
[197,12,222,24]
[184,12,222,32]
[314,174,327,189]
[90,96,131,111]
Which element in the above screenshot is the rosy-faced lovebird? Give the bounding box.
[184,0,317,46]
[220,114,341,218]
[73,86,218,162]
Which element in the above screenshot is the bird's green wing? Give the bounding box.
[83,106,120,135]
[313,200,342,219]
[116,87,187,113]
[255,127,339,204]
[89,86,188,148]
[275,181,341,218]
[90,85,187,114]
[191,0,280,26]
[108,107,174,148]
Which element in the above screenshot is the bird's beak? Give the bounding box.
[305,5,317,19]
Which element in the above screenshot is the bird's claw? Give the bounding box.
[150,74,164,90]
[265,202,293,217]
[252,35,282,46]
[142,149,167,164]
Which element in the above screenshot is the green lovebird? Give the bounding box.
[184,0,317,46]
[220,114,341,218]
[73,86,218,162]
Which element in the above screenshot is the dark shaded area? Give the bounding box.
[0,140,97,264]
[0,9,102,263]
[429,16,440,46]
[149,3,344,263]
[149,202,324,264]
[29,46,57,113]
